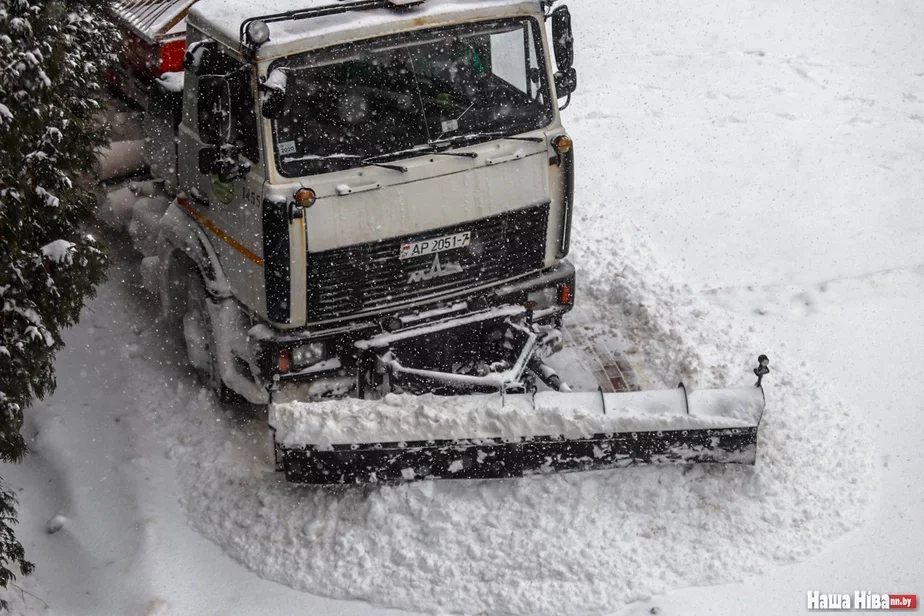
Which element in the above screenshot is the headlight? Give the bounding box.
[526,287,558,310]
[290,342,326,369]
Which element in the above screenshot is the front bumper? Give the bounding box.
[257,260,575,387]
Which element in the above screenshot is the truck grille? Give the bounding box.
[307,203,549,322]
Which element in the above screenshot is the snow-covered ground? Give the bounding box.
[3,0,923,613]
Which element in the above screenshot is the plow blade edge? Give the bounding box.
[271,385,765,485]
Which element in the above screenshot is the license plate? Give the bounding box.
[400,231,471,260]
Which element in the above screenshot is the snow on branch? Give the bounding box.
[39,239,75,264]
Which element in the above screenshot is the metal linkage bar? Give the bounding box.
[239,0,422,50]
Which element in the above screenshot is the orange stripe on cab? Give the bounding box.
[180,201,265,268]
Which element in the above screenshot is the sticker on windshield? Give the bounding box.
[277,140,297,155]
[441,119,459,134]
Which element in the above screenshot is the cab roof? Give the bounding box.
[188,0,544,61]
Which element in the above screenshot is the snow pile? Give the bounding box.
[128,213,875,615]
[270,387,764,448]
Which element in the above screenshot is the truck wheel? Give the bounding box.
[162,256,192,325]
[182,273,233,402]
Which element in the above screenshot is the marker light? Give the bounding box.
[552,135,572,155]
[246,20,271,46]
[294,187,316,209]
[559,283,572,305]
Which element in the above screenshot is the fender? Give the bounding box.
[156,201,270,404]
[156,201,232,318]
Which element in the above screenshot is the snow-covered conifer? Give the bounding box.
[0,0,115,605]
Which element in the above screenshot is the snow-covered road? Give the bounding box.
[569,0,924,612]
[4,0,923,614]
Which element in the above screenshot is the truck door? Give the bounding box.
[178,43,265,313]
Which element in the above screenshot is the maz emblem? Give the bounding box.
[407,254,463,284]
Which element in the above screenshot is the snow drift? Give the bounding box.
[122,212,876,615]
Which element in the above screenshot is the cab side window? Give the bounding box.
[488,21,545,105]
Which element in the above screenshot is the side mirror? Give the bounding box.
[261,69,289,119]
[554,67,577,98]
[551,5,574,73]
[198,144,250,180]
[197,75,232,146]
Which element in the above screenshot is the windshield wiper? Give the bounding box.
[282,151,409,173]
[387,142,479,159]
[362,143,478,170]
[360,153,409,172]
[362,128,547,169]
[365,131,542,169]
[363,133,538,168]
[284,133,535,174]
[363,160,409,173]
[431,131,545,147]
[427,150,478,158]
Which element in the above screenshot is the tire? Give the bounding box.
[182,273,234,402]
[162,256,192,325]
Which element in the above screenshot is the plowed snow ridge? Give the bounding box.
[127,215,876,616]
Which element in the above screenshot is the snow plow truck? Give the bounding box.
[100,0,769,484]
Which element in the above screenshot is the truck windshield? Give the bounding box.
[269,17,552,177]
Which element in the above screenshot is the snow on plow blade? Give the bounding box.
[270,385,765,485]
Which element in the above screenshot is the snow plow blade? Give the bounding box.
[270,383,766,485]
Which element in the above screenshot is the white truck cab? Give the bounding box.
[119,0,578,404]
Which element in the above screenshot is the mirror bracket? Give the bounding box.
[198,144,250,180]
[555,68,577,99]
[183,40,217,76]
